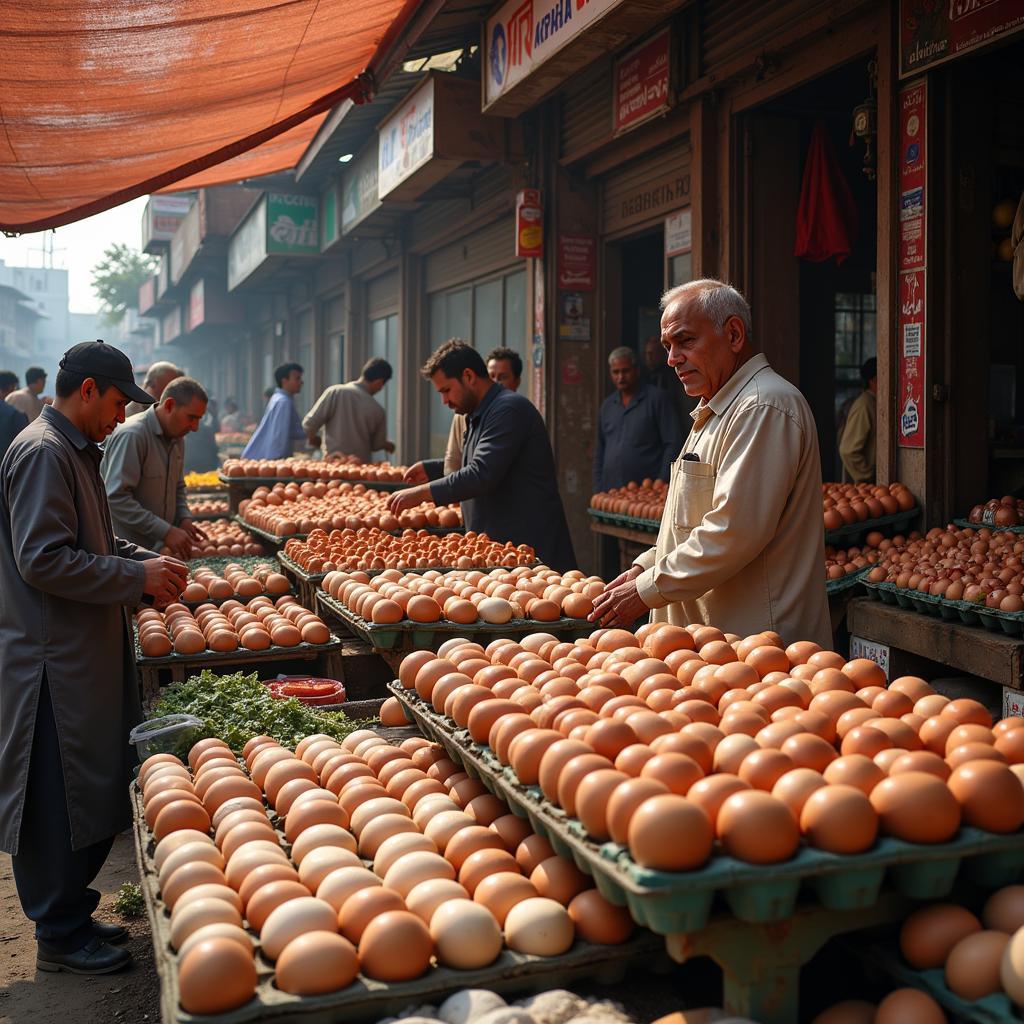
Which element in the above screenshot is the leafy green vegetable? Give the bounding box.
[114,881,145,919]
[151,670,369,751]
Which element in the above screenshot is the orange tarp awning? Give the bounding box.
[0,0,416,233]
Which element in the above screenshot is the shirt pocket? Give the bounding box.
[673,460,716,530]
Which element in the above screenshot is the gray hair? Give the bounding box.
[661,279,753,338]
[161,376,208,406]
[607,346,636,366]
[144,360,184,388]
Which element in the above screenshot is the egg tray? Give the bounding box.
[186,556,280,576]
[133,627,342,668]
[129,786,666,1024]
[953,518,1024,535]
[587,508,661,533]
[317,593,592,653]
[861,580,1024,637]
[239,517,466,547]
[825,566,871,597]
[823,508,921,547]
[219,474,407,493]
[387,681,1024,937]
[855,941,1021,1023]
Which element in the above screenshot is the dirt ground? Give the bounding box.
[0,831,160,1024]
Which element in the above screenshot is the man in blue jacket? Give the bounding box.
[390,340,576,571]
[241,363,305,460]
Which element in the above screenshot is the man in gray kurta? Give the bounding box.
[102,376,208,558]
[0,341,188,975]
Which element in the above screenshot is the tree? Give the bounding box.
[91,243,156,325]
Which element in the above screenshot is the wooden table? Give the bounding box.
[847,597,1024,690]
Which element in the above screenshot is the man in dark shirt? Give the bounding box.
[594,346,680,492]
[0,370,27,458]
[391,340,576,571]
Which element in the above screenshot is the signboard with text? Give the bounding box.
[378,78,435,198]
[516,189,544,258]
[266,193,319,255]
[900,0,1024,77]
[614,29,671,134]
[342,141,382,235]
[557,234,595,289]
[665,208,692,256]
[188,279,205,331]
[485,0,626,108]
[897,80,927,449]
[143,195,192,248]
[227,200,267,291]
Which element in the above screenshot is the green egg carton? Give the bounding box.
[388,682,1024,937]
[825,566,871,596]
[824,508,920,546]
[857,941,1021,1023]
[861,581,1024,637]
[587,508,661,533]
[953,517,1024,535]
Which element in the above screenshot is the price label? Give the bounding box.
[850,635,890,681]
[1003,687,1024,720]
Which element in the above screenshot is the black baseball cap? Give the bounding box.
[59,340,153,405]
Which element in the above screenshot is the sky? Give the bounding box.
[0,197,149,313]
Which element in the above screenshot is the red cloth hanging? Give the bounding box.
[794,120,859,265]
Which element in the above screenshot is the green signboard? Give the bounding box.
[266,193,319,254]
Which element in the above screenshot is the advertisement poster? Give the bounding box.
[899,81,926,273]
[516,189,544,258]
[557,234,595,289]
[614,29,671,134]
[898,269,926,448]
[378,78,435,198]
[900,0,1024,78]
[664,208,692,257]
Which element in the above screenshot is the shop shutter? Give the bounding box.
[366,270,398,317]
[601,139,692,236]
[559,60,614,163]
[425,215,517,292]
[410,165,515,253]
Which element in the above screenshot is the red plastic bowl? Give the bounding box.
[267,676,346,706]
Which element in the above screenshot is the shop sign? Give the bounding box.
[378,78,435,199]
[227,199,267,290]
[143,194,192,247]
[898,269,926,448]
[266,193,319,255]
[342,142,381,235]
[1004,687,1024,720]
[559,292,590,340]
[485,0,626,108]
[899,81,927,273]
[614,29,671,134]
[849,636,890,680]
[664,208,692,257]
[162,303,182,343]
[188,279,205,331]
[557,234,595,289]
[516,189,544,258]
[320,181,340,252]
[899,0,1024,78]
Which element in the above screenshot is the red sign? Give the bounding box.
[614,30,671,134]
[515,188,543,259]
[898,270,926,448]
[900,0,1024,77]
[899,81,927,272]
[557,235,595,290]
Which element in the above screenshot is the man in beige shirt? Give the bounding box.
[443,347,522,474]
[6,367,48,422]
[838,357,876,483]
[125,361,183,419]
[591,279,831,648]
[303,358,395,463]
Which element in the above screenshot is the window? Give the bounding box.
[834,292,876,417]
[426,269,527,458]
[370,313,398,457]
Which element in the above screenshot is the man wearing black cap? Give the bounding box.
[0,341,189,975]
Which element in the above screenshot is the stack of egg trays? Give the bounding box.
[586,508,661,533]
[856,941,1018,1024]
[387,681,1024,938]
[317,593,591,652]
[130,777,664,1024]
[823,508,920,547]
[953,518,1024,536]
[861,580,1024,637]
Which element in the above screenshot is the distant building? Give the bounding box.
[0,282,43,377]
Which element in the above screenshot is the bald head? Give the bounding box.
[143,361,184,400]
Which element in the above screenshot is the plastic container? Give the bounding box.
[128,714,204,762]
[266,676,346,705]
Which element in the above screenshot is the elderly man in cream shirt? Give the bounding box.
[591,279,831,648]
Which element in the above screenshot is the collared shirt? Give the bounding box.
[839,389,876,483]
[633,353,831,647]
[443,413,467,475]
[424,384,576,571]
[241,388,305,460]
[593,382,680,492]
[101,406,189,549]
[302,381,387,463]
[6,387,44,422]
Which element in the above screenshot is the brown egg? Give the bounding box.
[640,754,703,796]
[264,759,317,808]
[315,865,381,913]
[489,813,533,851]
[995,728,1024,764]
[567,888,634,945]
[900,902,981,968]
[782,733,837,773]
[291,823,357,866]
[473,871,538,926]
[177,921,251,963]
[810,1002,875,1024]
[771,768,826,821]
[169,896,243,952]
[529,855,590,905]
[874,988,945,1024]
[203,775,263,817]
[357,910,433,981]
[158,841,225,888]
[162,860,229,911]
[275,931,359,995]
[948,760,1024,832]
[504,897,575,956]
[405,877,471,925]
[605,777,671,845]
[237,862,301,909]
[537,740,593,802]
[443,826,505,872]
[178,938,257,1014]
[423,810,475,852]
[628,794,714,870]
[244,879,310,932]
[515,833,556,875]
[941,698,993,728]
[298,846,361,893]
[356,814,418,859]
[869,772,961,843]
[574,769,629,840]
[153,800,211,843]
[739,748,795,791]
[888,750,950,780]
[716,791,799,864]
[383,851,455,899]
[510,729,565,785]
[823,755,885,796]
[171,882,243,919]
[144,788,203,830]
[983,885,1024,933]
[945,930,1009,999]
[284,799,348,843]
[225,841,290,890]
[260,895,338,960]
[799,785,877,853]
[339,885,407,944]
[459,848,521,895]
[557,753,615,816]
[153,828,214,873]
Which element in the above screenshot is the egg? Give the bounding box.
[459,848,521,895]
[869,772,960,843]
[153,799,211,843]
[178,938,257,1014]
[1001,925,1024,1006]
[225,841,290,890]
[424,810,475,852]
[220,820,278,862]
[771,769,826,821]
[443,826,505,872]
[947,760,1024,832]
[238,862,301,909]
[945,930,1009,999]
[283,799,348,843]
[516,833,556,875]
[627,794,713,871]
[177,922,251,962]
[504,897,575,956]
[529,856,591,906]
[211,796,266,830]
[338,885,407,944]
[296,846,361,893]
[822,754,885,796]
[490,813,533,851]
[162,861,229,911]
[172,883,243,917]
[799,785,877,854]
[428,900,501,969]
[244,879,311,931]
[358,910,434,981]
[406,877,472,925]
[874,989,945,1024]
[158,841,226,888]
[809,1002,875,1024]
[383,851,456,898]
[899,902,981,968]
[983,885,1024,933]
[260,895,337,961]
[472,871,538,926]
[567,889,634,945]
[316,865,381,913]
[153,829,215,873]
[275,931,359,995]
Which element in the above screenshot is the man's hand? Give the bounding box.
[163,525,195,559]
[589,567,649,628]
[388,484,432,515]
[403,462,429,485]
[142,556,188,609]
[180,519,207,542]
[383,440,396,455]
[306,433,320,448]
